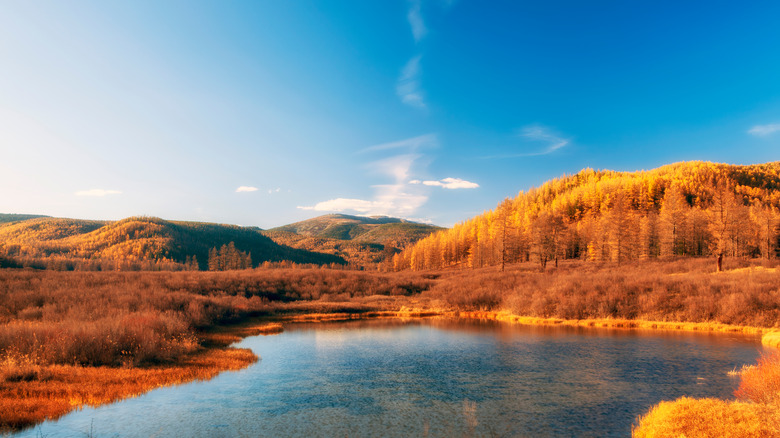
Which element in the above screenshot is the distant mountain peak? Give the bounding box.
[268,214,441,244]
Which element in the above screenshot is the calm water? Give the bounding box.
[9,319,767,437]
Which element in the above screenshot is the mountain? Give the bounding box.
[0,213,50,224]
[0,216,344,270]
[395,161,780,271]
[263,214,444,267]
[261,230,388,267]
[269,214,443,246]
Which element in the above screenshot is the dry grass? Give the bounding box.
[735,352,780,405]
[450,310,769,335]
[633,352,780,437]
[0,268,432,431]
[632,397,780,438]
[0,339,257,431]
[0,269,431,367]
[762,331,780,348]
[424,258,780,329]
[2,258,780,432]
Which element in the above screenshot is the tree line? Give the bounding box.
[393,161,780,271]
[207,242,252,271]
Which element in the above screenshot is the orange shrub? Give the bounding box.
[735,352,780,404]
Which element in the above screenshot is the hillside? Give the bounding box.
[395,161,780,271]
[264,214,443,267]
[261,230,388,267]
[270,214,442,245]
[0,216,344,270]
[0,213,50,224]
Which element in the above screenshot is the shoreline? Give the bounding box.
[276,308,776,339]
[2,309,777,432]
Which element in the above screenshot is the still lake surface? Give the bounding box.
[10,319,767,437]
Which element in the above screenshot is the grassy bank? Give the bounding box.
[2,258,779,432]
[633,350,780,437]
[0,269,431,431]
[0,330,258,431]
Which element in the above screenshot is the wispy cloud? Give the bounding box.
[236,186,259,193]
[407,0,427,42]
[411,177,479,189]
[521,125,569,153]
[368,154,420,182]
[75,189,121,197]
[268,188,281,194]
[481,125,571,159]
[748,123,780,137]
[360,133,437,153]
[300,135,433,216]
[300,133,472,218]
[397,55,425,109]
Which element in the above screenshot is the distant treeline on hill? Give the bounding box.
[394,161,780,271]
[0,216,345,271]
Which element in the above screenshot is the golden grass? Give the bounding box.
[0,328,260,432]
[634,351,780,437]
[762,331,780,348]
[632,397,779,438]
[450,310,770,335]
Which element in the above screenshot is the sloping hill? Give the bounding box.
[0,213,50,224]
[395,161,780,271]
[264,214,443,267]
[270,214,442,245]
[262,230,387,266]
[0,216,344,270]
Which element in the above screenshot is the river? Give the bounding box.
[9,318,767,437]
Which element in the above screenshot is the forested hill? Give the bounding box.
[0,213,50,224]
[263,214,443,267]
[0,216,344,270]
[269,214,442,246]
[394,161,780,271]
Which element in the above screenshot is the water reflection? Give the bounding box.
[9,319,766,438]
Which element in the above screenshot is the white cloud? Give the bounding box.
[406,217,434,224]
[407,0,427,42]
[397,55,425,109]
[298,198,377,213]
[748,123,780,137]
[267,188,281,194]
[416,177,479,189]
[373,183,429,215]
[75,189,121,197]
[236,186,259,193]
[299,188,428,216]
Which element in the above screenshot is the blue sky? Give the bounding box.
[1,1,779,228]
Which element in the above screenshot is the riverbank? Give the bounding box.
[2,259,780,432]
[278,307,775,337]
[5,308,776,433]
[0,322,271,431]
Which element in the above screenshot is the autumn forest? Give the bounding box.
[394,161,780,271]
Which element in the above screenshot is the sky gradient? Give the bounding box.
[2,1,780,228]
